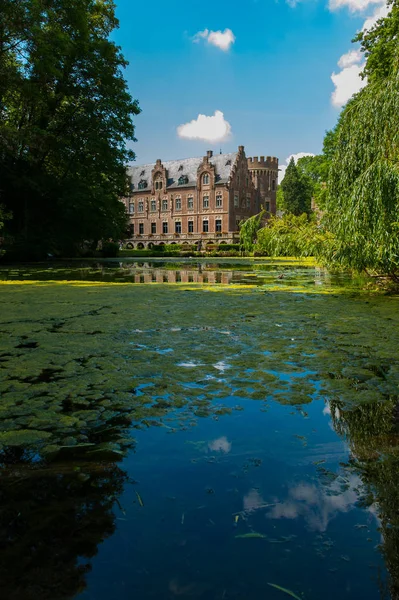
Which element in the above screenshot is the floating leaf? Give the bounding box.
[235,532,266,539]
[267,583,302,600]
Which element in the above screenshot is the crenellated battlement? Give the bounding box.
[247,156,278,170]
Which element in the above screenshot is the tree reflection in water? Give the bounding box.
[0,463,127,600]
[330,397,399,600]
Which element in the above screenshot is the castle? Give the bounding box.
[121,145,278,249]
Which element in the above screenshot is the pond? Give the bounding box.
[0,259,399,600]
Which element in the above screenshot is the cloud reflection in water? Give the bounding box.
[267,476,362,532]
[208,436,232,453]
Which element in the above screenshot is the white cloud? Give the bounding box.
[328,0,382,12]
[338,49,363,68]
[177,110,232,143]
[329,1,391,107]
[279,152,315,183]
[331,63,367,107]
[193,28,236,51]
[362,2,390,29]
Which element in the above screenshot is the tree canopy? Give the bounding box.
[280,157,312,216]
[0,0,140,258]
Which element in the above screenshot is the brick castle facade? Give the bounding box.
[121,145,278,248]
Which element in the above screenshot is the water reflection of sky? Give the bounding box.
[79,395,386,600]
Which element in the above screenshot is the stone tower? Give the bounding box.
[247,156,279,215]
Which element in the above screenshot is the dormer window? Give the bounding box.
[178,175,188,185]
[178,165,183,171]
[138,179,147,190]
[140,170,145,176]
[203,173,210,185]
[225,159,231,166]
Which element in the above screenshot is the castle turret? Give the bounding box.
[247,156,279,214]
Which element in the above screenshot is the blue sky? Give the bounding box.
[112,0,388,175]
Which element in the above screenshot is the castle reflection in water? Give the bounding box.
[116,263,233,285]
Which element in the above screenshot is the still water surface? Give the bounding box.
[0,259,398,600]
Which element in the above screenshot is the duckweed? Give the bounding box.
[0,261,398,465]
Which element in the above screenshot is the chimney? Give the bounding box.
[207,150,213,158]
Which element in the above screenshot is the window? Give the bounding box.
[265,201,270,212]
[178,175,188,185]
[234,194,239,208]
[139,223,144,234]
[203,220,209,233]
[203,196,209,209]
[131,224,134,235]
[187,196,194,209]
[155,180,163,190]
[175,221,182,234]
[215,219,222,232]
[129,202,134,214]
[151,222,156,234]
[216,195,222,208]
[151,199,156,211]
[162,222,168,234]
[138,179,147,190]
[162,199,168,211]
[272,179,276,191]
[246,195,251,208]
[203,173,209,185]
[175,197,182,210]
[138,200,144,212]
[188,220,194,233]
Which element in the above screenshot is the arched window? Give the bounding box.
[203,173,210,185]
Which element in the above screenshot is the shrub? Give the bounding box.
[101,241,119,257]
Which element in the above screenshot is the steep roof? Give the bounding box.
[127,152,238,192]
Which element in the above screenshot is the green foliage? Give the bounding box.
[276,186,285,211]
[0,205,12,233]
[280,158,312,215]
[354,0,399,84]
[101,241,120,258]
[296,129,338,211]
[239,211,265,252]
[325,36,399,279]
[254,213,332,258]
[0,0,140,258]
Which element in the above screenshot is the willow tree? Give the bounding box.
[325,1,399,280]
[239,210,265,253]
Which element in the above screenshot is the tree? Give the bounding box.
[296,128,338,211]
[325,3,399,280]
[254,213,332,258]
[280,157,311,215]
[276,185,285,211]
[0,0,140,258]
[239,210,265,253]
[354,0,399,84]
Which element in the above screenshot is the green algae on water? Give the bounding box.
[0,262,398,465]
